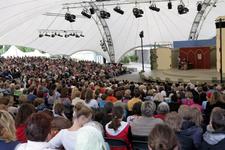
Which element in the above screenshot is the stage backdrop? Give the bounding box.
[179,47,210,69]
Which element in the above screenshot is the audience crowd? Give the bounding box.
[0,57,225,150]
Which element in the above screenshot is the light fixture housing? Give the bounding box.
[81,9,91,19]
[177,4,189,14]
[65,13,76,22]
[133,8,144,18]
[90,7,95,14]
[168,1,172,9]
[113,6,124,15]
[197,2,202,11]
[100,10,110,19]
[149,4,160,12]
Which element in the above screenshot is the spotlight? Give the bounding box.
[133,8,144,18]
[90,7,95,14]
[45,33,50,37]
[100,10,110,19]
[51,34,55,38]
[64,34,69,38]
[168,1,172,9]
[80,34,85,37]
[65,13,76,22]
[75,34,80,38]
[197,2,202,11]
[81,9,91,19]
[39,34,43,38]
[177,4,189,14]
[70,33,75,36]
[139,31,144,38]
[149,4,160,12]
[113,6,124,15]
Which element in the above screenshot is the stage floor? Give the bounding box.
[143,69,221,83]
[117,63,222,83]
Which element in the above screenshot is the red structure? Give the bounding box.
[179,47,210,69]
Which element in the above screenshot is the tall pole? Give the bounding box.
[219,18,223,83]
[140,31,144,72]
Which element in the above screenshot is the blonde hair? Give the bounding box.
[0,110,17,142]
[189,107,203,127]
[178,105,192,120]
[165,112,182,132]
[71,87,80,100]
[178,105,202,126]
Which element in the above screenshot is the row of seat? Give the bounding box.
[105,135,148,150]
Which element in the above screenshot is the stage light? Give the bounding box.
[51,34,55,38]
[90,7,95,14]
[177,4,189,14]
[133,8,144,18]
[168,1,172,9]
[75,34,80,38]
[45,33,51,37]
[100,10,110,19]
[81,9,91,19]
[65,13,76,22]
[149,4,160,12]
[39,34,43,38]
[70,33,75,36]
[80,34,85,37]
[113,6,124,15]
[197,2,202,11]
[57,33,62,37]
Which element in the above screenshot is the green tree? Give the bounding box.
[129,55,138,62]
[120,56,130,64]
[17,46,34,52]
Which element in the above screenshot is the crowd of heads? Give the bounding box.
[0,57,225,150]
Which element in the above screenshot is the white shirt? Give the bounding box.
[16,140,57,150]
[48,129,78,150]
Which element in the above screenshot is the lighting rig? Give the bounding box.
[62,0,196,19]
[38,29,84,38]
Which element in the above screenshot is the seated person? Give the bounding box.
[148,124,180,150]
[48,103,92,150]
[130,101,163,136]
[200,107,225,150]
[154,102,170,121]
[0,110,20,150]
[105,106,132,150]
[76,126,107,150]
[16,112,57,150]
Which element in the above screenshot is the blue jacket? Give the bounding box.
[180,120,203,149]
[0,140,20,150]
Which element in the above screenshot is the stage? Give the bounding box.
[115,63,222,83]
[143,69,221,83]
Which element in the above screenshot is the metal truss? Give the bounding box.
[189,0,218,40]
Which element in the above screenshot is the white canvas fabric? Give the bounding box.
[0,0,224,62]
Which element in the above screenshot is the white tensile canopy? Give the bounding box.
[0,0,224,62]
[1,46,25,58]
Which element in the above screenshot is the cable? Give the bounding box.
[46,9,63,29]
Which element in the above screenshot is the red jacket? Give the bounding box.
[105,121,132,150]
[16,124,27,143]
